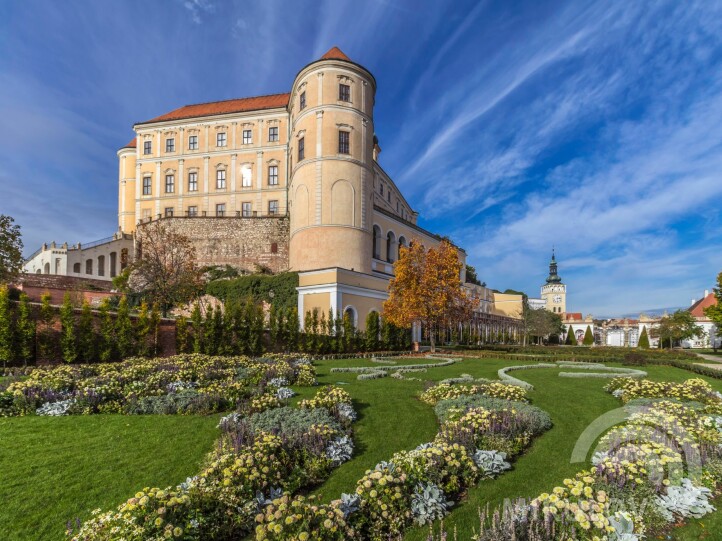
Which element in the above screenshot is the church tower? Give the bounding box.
[540,250,566,314]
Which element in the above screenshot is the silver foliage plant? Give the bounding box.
[656,478,716,521]
[268,377,289,388]
[166,381,198,393]
[326,435,354,465]
[410,482,452,525]
[608,511,640,541]
[217,412,241,429]
[36,399,75,416]
[336,402,357,423]
[275,386,295,400]
[337,493,361,518]
[473,450,511,478]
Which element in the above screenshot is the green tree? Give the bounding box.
[583,325,595,346]
[0,285,13,365]
[135,302,151,356]
[651,310,704,348]
[16,293,35,365]
[249,302,264,355]
[638,326,650,349]
[343,311,356,352]
[268,304,280,350]
[115,296,135,359]
[0,215,23,284]
[465,264,481,285]
[365,311,380,351]
[175,315,190,354]
[190,303,203,353]
[286,306,299,352]
[220,302,236,355]
[565,326,576,345]
[704,271,722,348]
[203,305,219,355]
[36,292,55,361]
[149,303,161,356]
[303,310,314,353]
[98,299,115,362]
[77,300,96,363]
[59,293,78,363]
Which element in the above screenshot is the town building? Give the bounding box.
[686,291,720,348]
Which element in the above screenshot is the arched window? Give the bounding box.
[98,255,105,277]
[372,225,382,259]
[43,262,50,274]
[386,231,396,263]
[73,263,81,274]
[344,306,358,329]
[86,259,93,275]
[398,236,407,260]
[109,252,117,278]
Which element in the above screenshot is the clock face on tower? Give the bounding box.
[553,295,562,303]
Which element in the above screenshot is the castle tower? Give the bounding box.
[117,138,137,233]
[540,249,566,313]
[288,47,376,273]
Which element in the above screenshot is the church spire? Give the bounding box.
[546,248,562,284]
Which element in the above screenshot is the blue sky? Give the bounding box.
[1,0,721,316]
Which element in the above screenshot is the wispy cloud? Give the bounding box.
[182,0,215,24]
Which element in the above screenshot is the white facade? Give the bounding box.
[24,233,134,282]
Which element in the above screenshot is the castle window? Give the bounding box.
[299,91,306,110]
[187,206,198,217]
[216,169,226,189]
[379,184,384,195]
[339,83,351,102]
[242,130,252,145]
[268,200,279,215]
[398,236,407,260]
[188,171,198,191]
[216,203,226,217]
[387,190,391,202]
[142,209,151,222]
[338,131,350,154]
[165,138,175,152]
[188,135,198,150]
[386,231,396,263]
[98,255,105,276]
[73,263,81,274]
[217,132,227,147]
[85,259,93,275]
[268,165,278,185]
[242,202,252,217]
[271,242,278,254]
[298,137,305,161]
[142,176,152,195]
[268,126,279,142]
[241,166,252,187]
[143,141,151,155]
[372,225,382,259]
[165,174,175,193]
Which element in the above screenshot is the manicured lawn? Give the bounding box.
[0,415,220,540]
[4,355,722,540]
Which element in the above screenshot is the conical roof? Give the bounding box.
[320,46,351,61]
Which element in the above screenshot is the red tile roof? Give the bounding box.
[122,137,136,148]
[138,93,290,125]
[320,46,351,61]
[690,293,717,318]
[564,312,583,321]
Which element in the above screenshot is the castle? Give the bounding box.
[25,47,490,332]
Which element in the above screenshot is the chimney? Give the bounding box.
[705,289,709,297]
[691,299,696,306]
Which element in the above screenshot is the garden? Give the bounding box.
[3,351,722,540]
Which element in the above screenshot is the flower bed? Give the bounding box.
[419,381,528,405]
[444,376,722,540]
[251,382,551,540]
[68,385,358,540]
[0,354,317,417]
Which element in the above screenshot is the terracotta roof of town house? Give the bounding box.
[320,46,351,61]
[564,312,583,321]
[137,93,291,125]
[690,293,717,318]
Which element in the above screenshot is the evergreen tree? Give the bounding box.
[343,311,355,352]
[190,303,203,353]
[565,326,576,346]
[135,302,151,356]
[638,326,650,349]
[149,303,161,356]
[249,302,264,355]
[318,310,328,354]
[16,293,34,366]
[212,304,223,354]
[115,296,135,359]
[203,305,217,355]
[36,292,55,361]
[583,325,595,346]
[98,299,115,362]
[0,286,13,366]
[334,312,344,353]
[303,310,313,353]
[77,300,96,363]
[220,302,236,355]
[286,306,299,352]
[365,311,380,352]
[59,293,78,363]
[175,315,189,354]
[235,301,251,354]
[268,304,279,351]
[326,308,336,353]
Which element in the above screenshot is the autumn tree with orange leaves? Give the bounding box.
[383,239,478,352]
